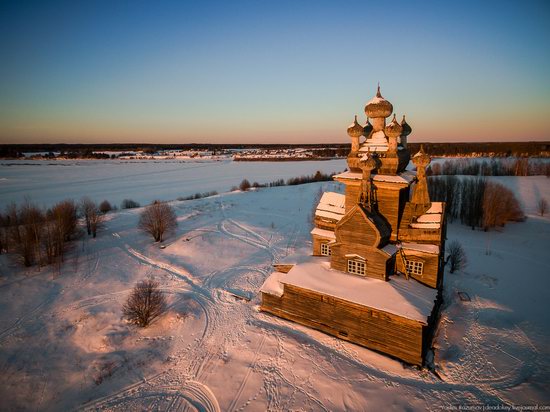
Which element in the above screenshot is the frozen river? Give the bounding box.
[0,158,346,209]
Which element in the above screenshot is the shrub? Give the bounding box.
[123,280,167,327]
[99,200,112,214]
[239,179,251,191]
[121,199,140,209]
[446,241,467,273]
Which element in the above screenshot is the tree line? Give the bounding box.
[427,158,550,177]
[235,170,335,192]
[0,197,114,268]
[428,176,524,230]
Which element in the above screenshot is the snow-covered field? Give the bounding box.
[0,159,345,209]
[0,165,549,410]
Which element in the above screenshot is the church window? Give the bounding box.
[347,259,365,276]
[406,260,424,276]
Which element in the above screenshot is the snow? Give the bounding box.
[400,242,440,254]
[333,171,362,180]
[317,191,346,209]
[410,222,441,229]
[0,162,549,410]
[310,227,336,240]
[426,202,443,214]
[259,272,284,297]
[416,213,442,223]
[373,172,416,184]
[315,209,345,221]
[315,191,345,221]
[278,256,438,323]
[0,158,346,209]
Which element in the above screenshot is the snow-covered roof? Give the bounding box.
[315,192,346,221]
[425,202,443,214]
[310,227,336,240]
[359,145,389,152]
[416,214,442,223]
[409,202,443,229]
[334,171,362,180]
[400,242,440,254]
[381,244,398,256]
[316,210,345,221]
[410,222,441,229]
[373,172,416,184]
[260,271,285,297]
[274,257,437,324]
[318,191,346,209]
[335,171,416,185]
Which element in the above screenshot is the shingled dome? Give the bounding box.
[365,85,393,119]
[347,115,364,138]
[362,118,373,137]
[385,114,403,139]
[401,115,412,136]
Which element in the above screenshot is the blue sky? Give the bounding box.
[0,0,549,144]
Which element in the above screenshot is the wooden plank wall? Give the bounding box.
[261,284,426,365]
[374,183,408,241]
[336,209,379,247]
[344,183,361,213]
[330,244,389,280]
[396,250,439,289]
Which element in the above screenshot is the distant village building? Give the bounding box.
[260,86,446,366]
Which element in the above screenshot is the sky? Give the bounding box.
[0,0,549,144]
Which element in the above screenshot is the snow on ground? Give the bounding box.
[0,171,549,410]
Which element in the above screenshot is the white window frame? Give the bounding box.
[406,260,423,276]
[347,259,365,276]
[320,242,331,256]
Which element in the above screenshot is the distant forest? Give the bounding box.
[0,141,549,159]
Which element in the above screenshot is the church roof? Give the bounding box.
[315,191,346,221]
[262,256,438,324]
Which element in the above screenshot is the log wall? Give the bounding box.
[261,284,426,365]
[330,244,389,281]
[396,250,439,289]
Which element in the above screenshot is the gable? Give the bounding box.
[335,205,381,247]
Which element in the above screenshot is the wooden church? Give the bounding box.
[260,86,446,366]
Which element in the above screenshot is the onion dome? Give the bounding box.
[347,115,363,138]
[362,118,373,137]
[365,84,393,119]
[360,153,377,170]
[400,115,412,136]
[384,114,403,139]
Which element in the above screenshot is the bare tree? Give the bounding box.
[80,197,95,235]
[446,240,467,273]
[538,198,548,217]
[482,182,524,230]
[138,201,177,242]
[47,200,79,263]
[88,206,104,238]
[0,212,7,254]
[123,280,167,327]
